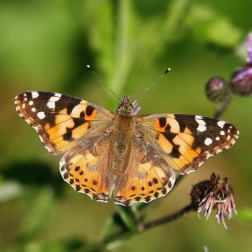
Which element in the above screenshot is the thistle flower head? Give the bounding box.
[205,77,230,103]
[231,34,252,96]
[191,173,236,229]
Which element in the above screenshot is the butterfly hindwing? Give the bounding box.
[59,134,114,202]
[15,91,115,154]
[114,137,175,206]
[137,114,239,174]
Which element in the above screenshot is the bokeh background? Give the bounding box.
[1,1,252,251]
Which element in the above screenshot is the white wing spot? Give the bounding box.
[206,152,213,158]
[22,104,25,108]
[24,97,27,101]
[37,111,45,119]
[169,174,176,186]
[47,96,60,108]
[204,138,213,145]
[29,101,34,105]
[47,101,56,109]
[44,145,51,152]
[38,134,43,142]
[227,135,231,140]
[31,92,39,98]
[49,96,61,102]
[60,158,66,166]
[195,115,203,120]
[197,124,207,132]
[54,93,62,97]
[187,170,195,174]
[31,107,36,112]
[198,161,204,167]
[220,131,225,135]
[32,125,38,132]
[195,117,206,132]
[217,121,225,128]
[195,118,206,125]
[216,136,220,140]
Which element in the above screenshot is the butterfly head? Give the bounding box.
[117,96,135,116]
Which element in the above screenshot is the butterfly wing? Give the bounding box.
[136,114,239,174]
[114,137,175,206]
[15,91,115,154]
[59,133,114,202]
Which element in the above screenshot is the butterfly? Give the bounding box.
[15,91,239,206]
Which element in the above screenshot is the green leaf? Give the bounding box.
[115,205,137,231]
[100,214,121,238]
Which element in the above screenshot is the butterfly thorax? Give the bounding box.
[110,96,136,178]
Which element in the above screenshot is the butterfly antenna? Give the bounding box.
[87,65,121,102]
[132,68,171,102]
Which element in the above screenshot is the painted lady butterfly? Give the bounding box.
[15,90,239,206]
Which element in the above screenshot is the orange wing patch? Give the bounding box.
[155,116,180,133]
[71,102,97,120]
[44,105,92,152]
[158,133,201,165]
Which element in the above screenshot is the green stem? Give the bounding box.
[214,94,233,119]
[141,203,193,231]
[85,203,193,251]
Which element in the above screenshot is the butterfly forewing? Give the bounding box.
[137,114,239,174]
[15,91,115,154]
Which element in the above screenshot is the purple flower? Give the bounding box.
[245,33,252,64]
[231,34,252,96]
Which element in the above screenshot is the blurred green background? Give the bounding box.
[1,0,252,251]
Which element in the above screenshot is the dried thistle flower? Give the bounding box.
[191,173,236,229]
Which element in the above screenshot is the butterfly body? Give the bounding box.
[15,91,239,206]
[110,97,136,177]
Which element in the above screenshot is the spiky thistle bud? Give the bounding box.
[205,77,230,103]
